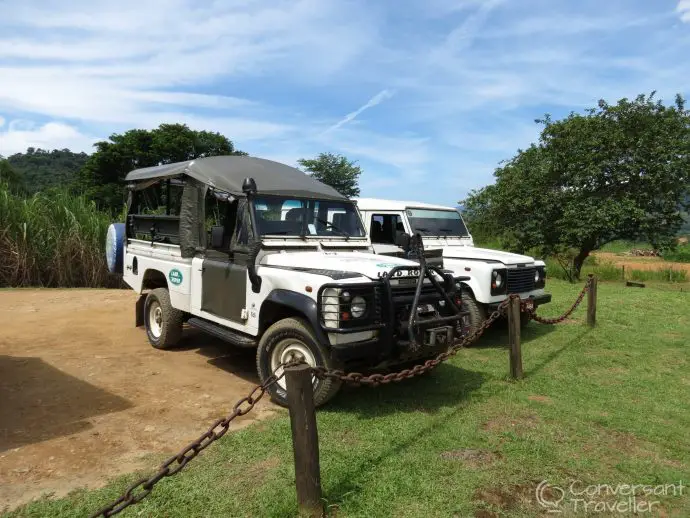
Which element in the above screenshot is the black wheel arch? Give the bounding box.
[141,269,168,291]
[259,290,330,347]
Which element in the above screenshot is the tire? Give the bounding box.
[105,223,126,274]
[144,288,184,349]
[520,312,532,329]
[460,291,486,344]
[256,317,341,408]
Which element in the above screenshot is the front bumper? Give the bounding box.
[329,328,457,365]
[321,269,471,367]
[487,292,552,311]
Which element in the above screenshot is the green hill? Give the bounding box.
[5,148,89,193]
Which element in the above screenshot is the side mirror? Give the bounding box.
[210,226,224,249]
[396,232,411,251]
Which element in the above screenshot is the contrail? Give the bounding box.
[326,89,394,132]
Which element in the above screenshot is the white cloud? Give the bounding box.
[0,116,5,128]
[326,89,395,132]
[0,0,689,205]
[678,0,690,22]
[0,121,98,155]
[0,0,378,139]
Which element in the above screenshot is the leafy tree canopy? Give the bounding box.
[80,123,246,212]
[298,152,361,198]
[464,92,690,279]
[5,148,88,193]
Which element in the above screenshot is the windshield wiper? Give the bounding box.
[315,218,350,240]
[413,227,431,235]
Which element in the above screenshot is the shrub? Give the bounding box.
[662,243,690,263]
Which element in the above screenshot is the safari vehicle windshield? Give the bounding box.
[254,196,366,238]
[406,208,470,237]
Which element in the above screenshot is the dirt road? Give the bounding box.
[0,289,277,512]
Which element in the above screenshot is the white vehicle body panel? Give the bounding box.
[355,198,548,305]
[123,238,426,342]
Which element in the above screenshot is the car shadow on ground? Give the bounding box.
[0,355,132,452]
[327,361,486,418]
[175,327,259,384]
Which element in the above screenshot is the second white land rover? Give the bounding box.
[355,198,551,332]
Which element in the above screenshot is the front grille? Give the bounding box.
[507,267,536,293]
[390,283,440,304]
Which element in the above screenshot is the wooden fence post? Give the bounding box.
[587,275,598,328]
[285,364,323,518]
[508,296,523,380]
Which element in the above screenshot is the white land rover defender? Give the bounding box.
[355,198,551,332]
[106,157,469,407]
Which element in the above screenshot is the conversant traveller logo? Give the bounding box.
[536,480,685,514]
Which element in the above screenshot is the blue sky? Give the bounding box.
[0,0,689,205]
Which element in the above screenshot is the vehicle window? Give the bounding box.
[370,213,404,244]
[205,191,238,252]
[253,196,365,237]
[406,208,469,237]
[137,179,184,215]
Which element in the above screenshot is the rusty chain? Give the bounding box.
[312,297,513,387]
[89,365,293,518]
[91,281,591,516]
[525,275,593,324]
[89,300,511,517]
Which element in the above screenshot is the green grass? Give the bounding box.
[5,280,690,517]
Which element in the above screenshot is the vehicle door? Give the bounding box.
[368,212,408,256]
[200,195,249,324]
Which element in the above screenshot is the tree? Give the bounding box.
[79,123,246,211]
[464,93,690,280]
[6,148,88,192]
[0,158,24,190]
[298,152,361,198]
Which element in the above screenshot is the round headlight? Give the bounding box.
[534,270,540,282]
[494,272,503,287]
[341,291,351,302]
[350,295,366,318]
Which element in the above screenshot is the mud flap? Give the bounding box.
[135,294,146,327]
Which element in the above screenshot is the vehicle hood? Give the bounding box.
[261,251,420,280]
[441,246,536,265]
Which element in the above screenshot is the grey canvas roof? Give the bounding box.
[125,155,346,200]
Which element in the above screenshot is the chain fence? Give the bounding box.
[89,369,287,518]
[91,279,593,517]
[525,275,593,324]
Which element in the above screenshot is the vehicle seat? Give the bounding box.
[371,220,384,242]
[332,212,354,234]
[285,208,303,222]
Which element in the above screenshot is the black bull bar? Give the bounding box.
[382,264,470,349]
[317,249,470,353]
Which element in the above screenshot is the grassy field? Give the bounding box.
[0,183,119,288]
[6,280,690,517]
